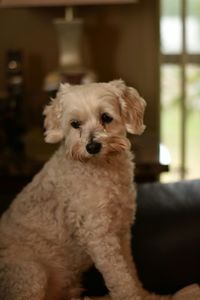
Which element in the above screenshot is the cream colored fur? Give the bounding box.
[0,80,199,300]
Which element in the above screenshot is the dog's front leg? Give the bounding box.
[121,234,172,300]
[81,231,141,300]
[121,233,146,297]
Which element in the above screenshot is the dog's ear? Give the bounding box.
[43,83,70,143]
[110,79,146,135]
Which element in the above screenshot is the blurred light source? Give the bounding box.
[159,143,171,166]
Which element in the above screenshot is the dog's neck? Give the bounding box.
[54,144,134,180]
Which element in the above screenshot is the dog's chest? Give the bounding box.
[60,157,136,234]
[61,158,132,201]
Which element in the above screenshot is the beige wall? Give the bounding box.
[0,0,160,164]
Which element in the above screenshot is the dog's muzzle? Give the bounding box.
[86,141,102,154]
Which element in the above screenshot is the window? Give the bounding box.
[160,0,200,181]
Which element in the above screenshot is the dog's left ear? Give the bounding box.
[43,83,70,143]
[110,79,146,135]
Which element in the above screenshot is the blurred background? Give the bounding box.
[0,0,199,197]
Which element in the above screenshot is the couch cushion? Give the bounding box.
[133,179,200,294]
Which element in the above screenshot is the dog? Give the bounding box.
[0,79,146,300]
[1,80,198,300]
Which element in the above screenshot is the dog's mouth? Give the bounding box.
[66,135,130,162]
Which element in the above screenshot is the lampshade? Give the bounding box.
[1,0,138,7]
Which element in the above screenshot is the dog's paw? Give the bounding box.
[173,284,200,300]
[144,294,172,300]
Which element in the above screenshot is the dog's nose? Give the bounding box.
[86,141,102,154]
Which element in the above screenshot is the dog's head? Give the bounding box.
[43,79,146,161]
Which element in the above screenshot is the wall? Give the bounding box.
[0,0,160,164]
[78,0,160,164]
[0,7,62,123]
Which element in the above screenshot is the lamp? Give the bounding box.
[26,1,137,93]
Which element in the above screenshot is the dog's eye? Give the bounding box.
[101,113,113,124]
[71,120,81,129]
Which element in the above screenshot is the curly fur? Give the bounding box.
[0,80,199,300]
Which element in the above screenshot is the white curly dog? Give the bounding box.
[0,80,199,300]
